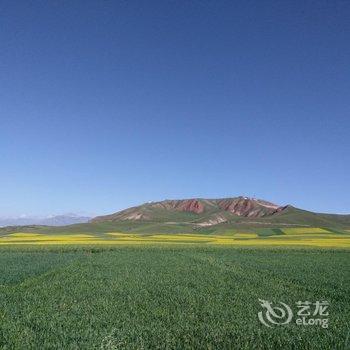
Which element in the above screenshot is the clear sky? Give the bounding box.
[1,0,349,216]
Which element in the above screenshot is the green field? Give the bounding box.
[0,245,349,349]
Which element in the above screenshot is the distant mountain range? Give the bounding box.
[0,214,91,227]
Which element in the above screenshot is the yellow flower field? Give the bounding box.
[0,230,350,248]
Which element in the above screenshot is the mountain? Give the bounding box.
[92,197,285,224]
[91,196,350,229]
[0,214,91,227]
[1,197,349,235]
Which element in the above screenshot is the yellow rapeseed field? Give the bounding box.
[0,230,349,248]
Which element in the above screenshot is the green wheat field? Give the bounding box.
[0,228,349,349]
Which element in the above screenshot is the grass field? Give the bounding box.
[0,245,349,349]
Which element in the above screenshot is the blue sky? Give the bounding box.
[0,0,349,216]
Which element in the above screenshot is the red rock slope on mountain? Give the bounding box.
[215,197,283,217]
